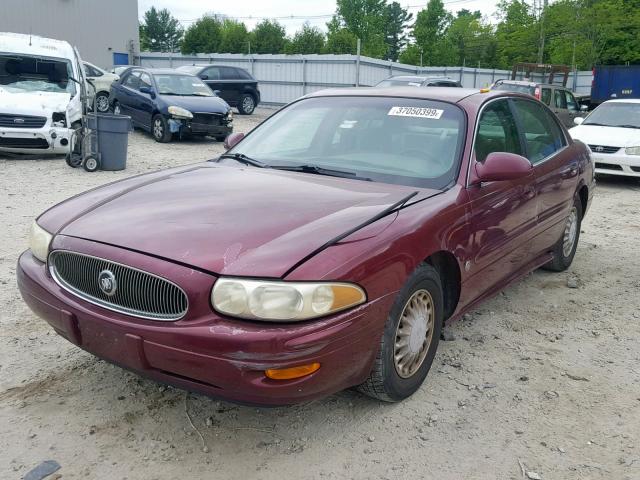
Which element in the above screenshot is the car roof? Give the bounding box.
[384,75,458,82]
[129,67,195,75]
[306,86,506,104]
[603,98,640,104]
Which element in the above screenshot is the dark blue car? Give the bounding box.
[108,68,233,143]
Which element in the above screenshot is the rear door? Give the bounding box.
[219,67,242,105]
[552,87,571,126]
[465,98,538,297]
[511,98,578,256]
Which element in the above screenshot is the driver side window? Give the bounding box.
[474,100,522,163]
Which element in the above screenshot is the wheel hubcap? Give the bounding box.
[96,95,109,112]
[393,289,434,379]
[242,96,254,112]
[154,119,163,138]
[562,207,578,257]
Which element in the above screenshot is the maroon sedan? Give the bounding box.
[18,88,595,405]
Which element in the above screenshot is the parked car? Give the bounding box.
[375,75,462,88]
[18,88,594,405]
[108,67,233,142]
[110,65,135,76]
[491,79,586,127]
[83,61,119,113]
[569,99,640,177]
[176,64,260,115]
[0,32,88,154]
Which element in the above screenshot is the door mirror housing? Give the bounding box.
[580,104,589,112]
[472,152,532,184]
[212,89,221,96]
[199,74,209,80]
[224,132,245,150]
[573,117,585,126]
[139,86,155,98]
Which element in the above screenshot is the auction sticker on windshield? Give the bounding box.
[388,106,444,119]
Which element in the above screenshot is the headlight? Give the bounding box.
[29,221,53,263]
[168,106,193,119]
[211,279,366,321]
[625,145,640,155]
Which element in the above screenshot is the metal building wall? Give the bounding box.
[137,52,593,106]
[0,0,139,68]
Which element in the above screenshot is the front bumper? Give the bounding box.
[592,151,640,177]
[0,126,73,154]
[17,238,391,405]
[168,117,233,138]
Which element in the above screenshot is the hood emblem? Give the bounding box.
[98,270,117,296]
[13,118,25,124]
[594,146,604,153]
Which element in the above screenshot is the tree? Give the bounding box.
[251,19,287,54]
[412,0,453,65]
[494,0,538,68]
[181,15,223,54]
[219,19,249,54]
[325,18,358,54]
[285,23,325,54]
[384,2,413,61]
[139,7,183,52]
[335,0,388,58]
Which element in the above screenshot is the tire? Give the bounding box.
[542,195,583,272]
[237,93,256,115]
[83,156,100,172]
[95,92,110,113]
[358,263,443,402]
[152,114,172,143]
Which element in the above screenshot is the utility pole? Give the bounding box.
[537,0,548,64]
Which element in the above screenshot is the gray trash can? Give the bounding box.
[87,113,132,171]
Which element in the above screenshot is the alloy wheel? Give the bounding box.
[393,289,435,378]
[153,119,164,139]
[96,95,109,112]
[242,95,255,113]
[562,206,578,257]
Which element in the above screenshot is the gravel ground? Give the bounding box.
[1,107,639,480]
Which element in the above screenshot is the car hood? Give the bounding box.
[158,94,229,113]
[55,164,440,278]
[570,124,640,148]
[0,87,70,116]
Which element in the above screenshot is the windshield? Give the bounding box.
[153,74,212,96]
[583,102,640,128]
[376,79,424,88]
[228,96,465,189]
[493,83,535,96]
[0,54,76,95]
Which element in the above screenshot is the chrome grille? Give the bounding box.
[588,144,620,154]
[49,251,188,321]
[0,113,47,128]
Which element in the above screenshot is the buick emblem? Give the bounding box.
[13,118,25,124]
[98,269,117,296]
[594,146,604,153]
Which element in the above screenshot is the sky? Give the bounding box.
[138,0,501,35]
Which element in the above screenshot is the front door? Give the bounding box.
[200,66,231,103]
[510,98,579,256]
[464,98,538,300]
[117,70,141,118]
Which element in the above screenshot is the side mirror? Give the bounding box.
[212,89,221,96]
[580,104,589,112]
[224,132,244,150]
[472,152,532,184]
[573,117,585,126]
[139,86,155,97]
[199,74,209,80]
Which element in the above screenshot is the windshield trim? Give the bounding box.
[227,94,468,190]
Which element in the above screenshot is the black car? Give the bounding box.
[109,68,233,143]
[375,75,462,88]
[176,65,260,115]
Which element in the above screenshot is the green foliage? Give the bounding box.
[412,0,453,65]
[335,0,388,57]
[252,19,287,54]
[325,23,358,54]
[181,15,223,54]
[219,20,249,54]
[139,7,183,52]
[285,23,326,54]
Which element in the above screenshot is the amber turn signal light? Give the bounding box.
[265,363,321,380]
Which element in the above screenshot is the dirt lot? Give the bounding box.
[1,107,639,480]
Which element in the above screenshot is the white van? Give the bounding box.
[0,32,87,154]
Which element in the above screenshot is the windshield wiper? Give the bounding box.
[583,122,609,127]
[613,124,640,129]
[270,164,372,181]
[218,152,269,168]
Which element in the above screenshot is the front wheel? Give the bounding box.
[152,114,172,143]
[237,94,256,115]
[358,263,443,402]
[95,92,110,113]
[542,195,583,272]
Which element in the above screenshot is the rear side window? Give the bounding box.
[512,99,565,164]
[122,71,140,89]
[237,68,253,80]
[541,88,551,105]
[554,90,567,109]
[474,100,522,162]
[220,67,240,80]
[202,67,220,80]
